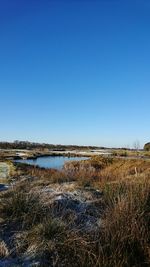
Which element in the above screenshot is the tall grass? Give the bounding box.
[1,157,150,266]
[97,181,150,267]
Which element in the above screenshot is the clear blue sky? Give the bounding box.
[0,0,150,148]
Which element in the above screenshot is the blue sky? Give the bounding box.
[0,0,150,148]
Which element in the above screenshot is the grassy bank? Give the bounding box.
[0,156,150,266]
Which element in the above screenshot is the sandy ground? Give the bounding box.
[0,162,10,179]
[0,162,10,191]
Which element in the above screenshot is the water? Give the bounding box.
[15,156,88,170]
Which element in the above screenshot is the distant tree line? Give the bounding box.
[0,140,102,151]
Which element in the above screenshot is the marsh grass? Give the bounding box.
[97,182,150,267]
[21,219,96,266]
[1,157,150,266]
[0,189,47,231]
[0,240,9,258]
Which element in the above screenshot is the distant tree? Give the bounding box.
[133,140,140,156]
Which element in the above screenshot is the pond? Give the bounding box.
[15,156,89,170]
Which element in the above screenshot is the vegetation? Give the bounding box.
[0,156,150,266]
[0,140,102,151]
[144,142,150,151]
[112,148,150,158]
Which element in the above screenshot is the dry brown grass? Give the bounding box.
[0,241,9,258]
[97,181,150,267]
[1,156,150,266]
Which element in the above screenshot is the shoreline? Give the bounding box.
[0,149,112,161]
